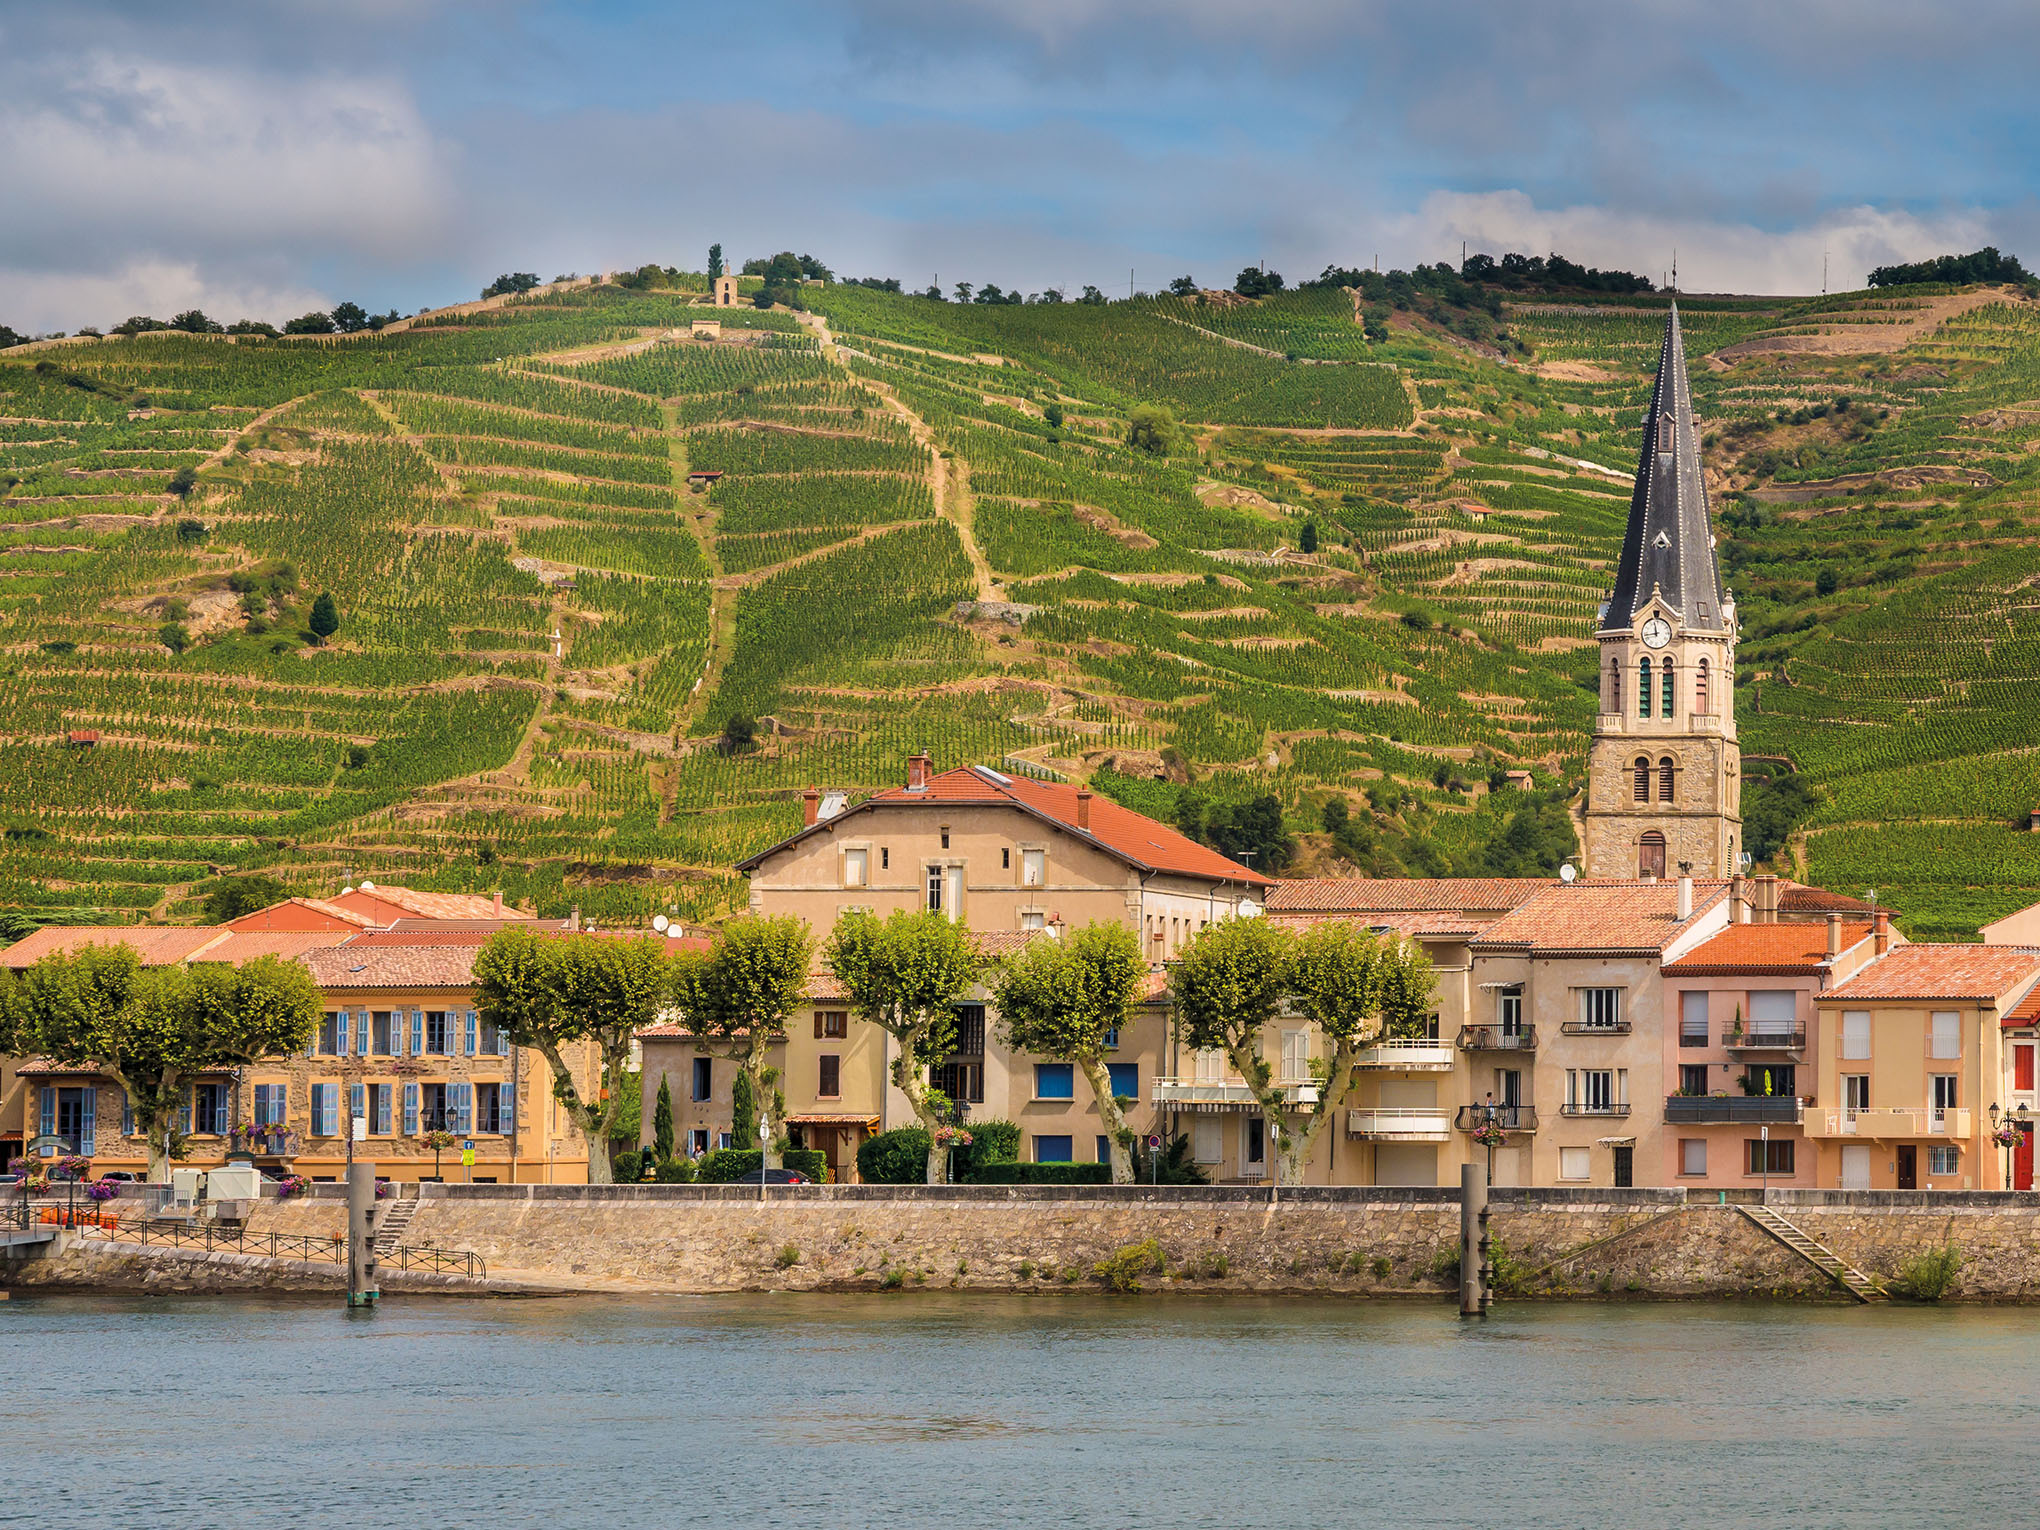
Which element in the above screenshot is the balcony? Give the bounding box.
[1804,1108,1973,1140]
[1457,1025,1538,1053]
[1454,1104,1538,1133]
[1152,1078,1320,1110]
[1723,1027,1806,1054]
[1664,1095,1802,1126]
[1558,1102,1632,1118]
[1559,1021,1632,1037]
[1352,1041,1456,1071]
[1345,1107,1454,1142]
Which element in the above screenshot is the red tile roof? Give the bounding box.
[1265,909,1492,939]
[301,944,482,990]
[200,930,358,963]
[2,925,225,969]
[223,897,380,932]
[1777,884,1874,915]
[2004,984,2040,1030]
[1663,922,1876,976]
[736,764,1273,887]
[1266,877,1558,914]
[1825,944,2040,1003]
[1472,881,1729,955]
[333,885,533,922]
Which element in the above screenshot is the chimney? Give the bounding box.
[1676,874,1693,921]
[1874,908,1891,956]
[569,904,581,932]
[907,751,932,791]
[1825,913,1842,957]
[1076,789,1093,831]
[492,889,503,918]
[802,786,821,827]
[1753,873,1778,925]
[1729,872,1749,925]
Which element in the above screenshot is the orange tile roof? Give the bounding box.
[1825,944,2040,1003]
[301,944,481,990]
[2004,985,2040,1030]
[223,897,380,932]
[736,764,1273,887]
[1664,922,1875,976]
[1473,881,1729,955]
[1778,884,1875,916]
[2,925,222,968]
[1266,877,1558,913]
[336,886,533,921]
[200,930,358,963]
[1266,908,1491,939]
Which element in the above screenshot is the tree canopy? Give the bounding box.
[1868,247,2032,288]
[691,915,814,1168]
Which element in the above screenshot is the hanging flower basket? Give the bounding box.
[276,1175,309,1200]
[1990,1123,2024,1149]
[84,1179,121,1204]
[1470,1120,1508,1149]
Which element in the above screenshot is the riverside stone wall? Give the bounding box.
[15,1187,2040,1300]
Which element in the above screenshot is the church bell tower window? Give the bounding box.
[1637,658,1652,718]
[1661,662,1675,718]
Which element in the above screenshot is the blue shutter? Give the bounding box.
[499,1081,514,1135]
[183,1092,193,1136]
[350,1082,365,1131]
[1107,1061,1138,1099]
[39,1086,54,1139]
[1096,1134,1109,1164]
[456,1082,473,1135]
[81,1089,97,1157]
[497,1023,511,1058]
[465,1010,477,1057]
[336,1011,350,1057]
[404,1083,418,1136]
[212,1087,229,1136]
[357,1010,370,1057]
[121,1093,134,1137]
[410,1010,423,1056]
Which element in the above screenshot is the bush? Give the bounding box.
[158,621,191,654]
[957,1118,1020,1175]
[653,1157,696,1183]
[774,1244,801,1269]
[1895,1244,1962,1301]
[962,1162,1110,1185]
[857,1127,932,1184]
[611,1148,644,1183]
[175,518,207,543]
[699,1148,828,1182]
[1428,1246,1461,1284]
[1094,1238,1165,1293]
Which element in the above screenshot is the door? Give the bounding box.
[1896,1144,1917,1190]
[2016,1126,2034,1192]
[1613,1145,1634,1188]
[1841,1144,1871,1189]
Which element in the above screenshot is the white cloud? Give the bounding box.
[0,259,332,337]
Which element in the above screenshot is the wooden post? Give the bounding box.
[1459,1162,1489,1317]
[347,1161,379,1309]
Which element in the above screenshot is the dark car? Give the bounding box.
[724,1168,811,1185]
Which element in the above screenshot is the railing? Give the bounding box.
[1558,1102,1633,1118]
[1345,1107,1454,1138]
[1804,1107,1973,1139]
[387,1245,488,1279]
[1152,1078,1320,1107]
[1457,1025,1537,1052]
[1665,1095,1802,1125]
[83,1219,486,1278]
[1454,1105,1538,1132]
[1722,1028,1806,1051]
[1559,1021,1632,1036]
[230,1129,300,1156]
[1351,1041,1456,1070]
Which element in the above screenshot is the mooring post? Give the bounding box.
[346,1161,379,1309]
[1459,1162,1490,1317]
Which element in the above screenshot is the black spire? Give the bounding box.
[1602,305,1728,632]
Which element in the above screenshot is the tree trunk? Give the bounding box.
[745,1038,782,1171]
[583,1115,615,1184]
[890,1044,950,1184]
[1078,1057,1136,1184]
[147,1123,173,1184]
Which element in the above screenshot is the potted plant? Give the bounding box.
[1470,1118,1508,1149]
[276,1174,309,1200]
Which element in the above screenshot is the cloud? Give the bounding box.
[0,259,333,337]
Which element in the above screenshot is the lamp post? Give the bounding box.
[1483,1096,1498,1184]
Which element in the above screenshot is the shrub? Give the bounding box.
[774,1244,801,1269]
[1369,1255,1392,1279]
[167,466,198,498]
[1428,1246,1461,1284]
[1895,1244,1962,1301]
[158,621,191,654]
[963,1162,1111,1185]
[957,1118,1020,1174]
[1094,1238,1166,1293]
[1190,1250,1229,1279]
[175,518,207,543]
[653,1157,696,1183]
[699,1148,828,1182]
[857,1127,932,1184]
[611,1148,644,1183]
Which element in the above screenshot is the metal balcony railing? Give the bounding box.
[1456,1025,1538,1052]
[1559,1020,1632,1036]
[1664,1095,1802,1125]
[1722,1027,1806,1051]
[1454,1104,1538,1132]
[1558,1102,1632,1118]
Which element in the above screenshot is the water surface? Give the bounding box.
[2,1292,2029,1527]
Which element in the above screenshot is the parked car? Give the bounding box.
[725,1168,811,1185]
[96,1171,141,1183]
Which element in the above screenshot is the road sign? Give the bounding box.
[460,1148,476,1167]
[1147,1135,1161,1149]
[463,1139,474,1150]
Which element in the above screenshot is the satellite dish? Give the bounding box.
[1237,900,1262,919]
[340,885,353,896]
[652,914,670,933]
[1559,864,1578,884]
[359,879,375,891]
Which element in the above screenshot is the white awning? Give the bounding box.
[1596,1136,1637,1147]
[1478,981,1522,990]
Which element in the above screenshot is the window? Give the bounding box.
[926,864,944,912]
[1608,664,1621,714]
[1034,1135,1073,1163]
[1658,756,1675,802]
[193,1081,229,1135]
[1192,1118,1223,1163]
[1657,413,1673,453]
[1280,1029,1310,1080]
[1930,1074,1958,1120]
[421,1083,449,1132]
[1842,1074,1869,1113]
[1579,988,1623,1030]
[1695,658,1710,715]
[481,1018,510,1057]
[318,1012,340,1055]
[253,1083,288,1128]
[1930,1011,1960,1059]
[1633,756,1651,803]
[843,847,868,888]
[1743,1064,1795,1097]
[1637,658,1652,717]
[1929,1145,1960,1176]
[425,1011,451,1055]
[1499,985,1524,1034]
[1747,1138,1795,1175]
[1679,1064,1709,1094]
[1581,1069,1614,1111]
[1559,1146,1591,1181]
[689,1129,710,1156]
[372,1011,395,1055]
[1841,1011,1871,1060]
[477,1081,512,1134]
[1021,911,1046,931]
[1244,1118,1266,1167]
[952,1004,986,1055]
[371,1083,392,1136]
[1002,847,1011,869]
[940,827,950,850]
[349,1082,365,1133]
[818,1054,841,1098]
[1022,848,1045,887]
[1034,1063,1074,1100]
[1749,990,1796,1040]
[2018,1043,2036,1093]
[1638,831,1666,879]
[1096,1135,1112,1164]
[1680,1138,1707,1176]
[1661,664,1675,719]
[691,1057,712,1102]
[814,1010,848,1040]
[880,847,889,871]
[310,1083,339,1138]
[1107,1062,1138,1100]
[1679,990,1709,1046]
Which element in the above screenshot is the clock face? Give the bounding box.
[1640,617,1672,650]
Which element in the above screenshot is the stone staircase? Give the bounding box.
[1739,1205,1886,1302]
[371,1197,419,1258]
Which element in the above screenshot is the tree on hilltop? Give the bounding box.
[1868,247,2033,289]
[1078,285,1107,305]
[330,302,370,333]
[0,324,23,349]
[308,591,340,643]
[482,272,540,299]
[1234,266,1285,297]
[1168,275,1199,296]
[707,243,724,279]
[282,311,335,335]
[113,315,168,336]
[170,310,223,334]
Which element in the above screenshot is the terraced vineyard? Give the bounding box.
[3,273,2039,935]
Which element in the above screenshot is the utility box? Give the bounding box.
[206,1164,262,1201]
[170,1167,206,1206]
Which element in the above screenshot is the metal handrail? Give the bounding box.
[1722,1027,1807,1050]
[82,1218,485,1278]
[1456,1025,1538,1051]
[1454,1105,1539,1131]
[1559,1021,1632,1036]
[1559,1102,1633,1117]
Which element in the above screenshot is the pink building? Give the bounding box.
[1658,914,1890,1192]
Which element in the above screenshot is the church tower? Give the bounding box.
[1582,306,1741,880]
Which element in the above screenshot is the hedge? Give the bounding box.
[963,1162,1111,1185]
[857,1127,932,1184]
[699,1148,830,1182]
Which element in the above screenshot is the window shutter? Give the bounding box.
[404,1083,419,1136]
[357,1010,371,1057]
[814,1012,823,1039]
[184,1093,194,1136]
[39,1086,54,1139]
[122,1093,134,1137]
[465,1010,478,1057]
[336,1011,350,1057]
[350,1082,365,1129]
[500,1081,515,1135]
[456,1082,473,1134]
[497,1026,510,1058]
[81,1089,96,1157]
[411,1010,423,1056]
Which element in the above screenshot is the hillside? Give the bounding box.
[3,272,2039,937]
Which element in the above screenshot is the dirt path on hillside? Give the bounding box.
[1713,287,2024,360]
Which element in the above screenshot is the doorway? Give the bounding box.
[1841,1145,1870,1189]
[1896,1144,1917,1190]
[1612,1145,1634,1188]
[2016,1125,2034,1192]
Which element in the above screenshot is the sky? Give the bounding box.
[4,0,2038,333]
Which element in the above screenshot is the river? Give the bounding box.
[1,1292,2029,1527]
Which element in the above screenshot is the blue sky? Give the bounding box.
[4,0,2037,331]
